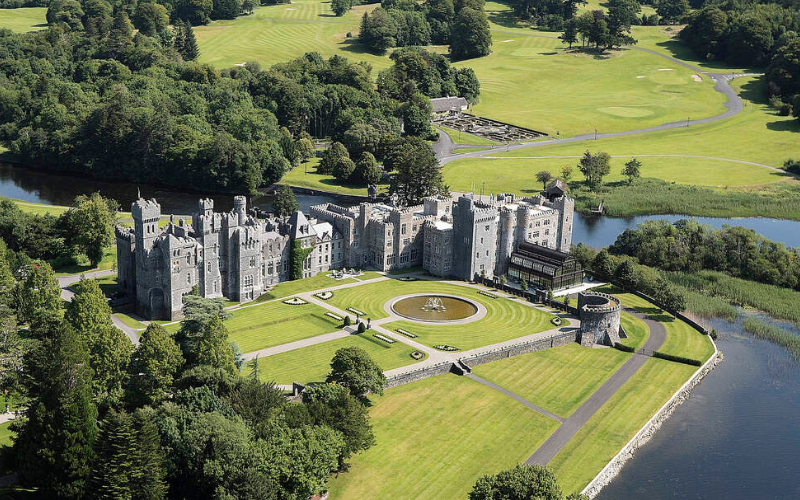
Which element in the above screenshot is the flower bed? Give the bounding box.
[410,350,425,360]
[433,344,459,352]
[551,317,563,326]
[373,333,396,344]
[325,312,343,321]
[478,291,498,299]
[314,291,334,300]
[396,328,418,338]
[347,307,366,316]
[282,297,307,305]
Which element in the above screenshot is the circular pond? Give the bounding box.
[391,295,478,322]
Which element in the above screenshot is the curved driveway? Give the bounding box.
[526,308,667,466]
[437,37,763,164]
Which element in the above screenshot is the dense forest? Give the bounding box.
[358,0,493,60]
[0,230,388,498]
[0,0,477,194]
[607,219,800,290]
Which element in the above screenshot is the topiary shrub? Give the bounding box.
[357,321,366,333]
[344,315,352,327]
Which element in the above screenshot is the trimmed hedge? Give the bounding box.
[613,342,635,353]
[652,351,702,366]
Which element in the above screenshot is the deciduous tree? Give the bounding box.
[273,185,300,217]
[622,157,642,184]
[326,347,387,396]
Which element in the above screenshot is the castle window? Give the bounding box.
[485,225,490,231]
[545,229,550,235]
[250,256,256,268]
[186,255,191,264]
[544,219,551,225]
[325,255,328,263]
[401,224,407,235]
[214,281,218,292]
[533,231,540,238]
[480,238,484,244]
[207,262,212,272]
[187,274,191,285]
[410,249,417,260]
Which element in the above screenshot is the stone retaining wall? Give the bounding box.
[384,361,454,389]
[581,339,722,498]
[461,330,578,367]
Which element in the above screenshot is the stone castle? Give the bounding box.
[117,191,575,320]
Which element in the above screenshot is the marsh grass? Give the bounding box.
[741,318,800,358]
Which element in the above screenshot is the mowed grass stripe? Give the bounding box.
[596,285,715,362]
[472,343,631,418]
[256,333,424,385]
[326,279,555,350]
[327,375,560,500]
[165,299,340,353]
[548,358,697,494]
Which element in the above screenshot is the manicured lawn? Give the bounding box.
[488,77,799,169]
[195,1,392,71]
[258,273,367,301]
[166,300,341,353]
[438,125,499,146]
[0,7,46,33]
[452,146,493,155]
[549,358,697,494]
[114,312,146,330]
[456,31,725,138]
[52,246,117,276]
[327,374,559,500]
[280,159,389,197]
[618,311,649,350]
[255,333,425,385]
[442,155,786,195]
[597,285,715,362]
[0,421,14,447]
[472,343,630,418]
[328,279,556,350]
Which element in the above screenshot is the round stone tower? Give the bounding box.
[578,291,622,346]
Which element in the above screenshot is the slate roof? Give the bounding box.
[430,96,468,113]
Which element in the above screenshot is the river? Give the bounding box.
[4,164,800,498]
[3,163,800,249]
[597,314,800,500]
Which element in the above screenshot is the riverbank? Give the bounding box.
[583,346,722,498]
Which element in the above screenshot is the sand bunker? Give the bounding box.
[636,76,646,78]
[501,39,514,42]
[692,74,702,82]
[235,63,246,66]
[658,68,675,71]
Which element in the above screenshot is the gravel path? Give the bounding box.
[525,308,667,466]
[467,373,566,423]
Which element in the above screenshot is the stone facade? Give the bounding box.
[578,291,622,346]
[120,192,574,320]
[116,196,342,320]
[312,192,574,282]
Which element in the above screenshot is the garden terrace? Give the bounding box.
[434,113,547,142]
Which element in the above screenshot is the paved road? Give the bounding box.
[436,36,763,163]
[525,308,667,466]
[57,269,141,343]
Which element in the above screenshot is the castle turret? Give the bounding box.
[234,196,247,225]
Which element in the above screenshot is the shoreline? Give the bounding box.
[581,336,722,498]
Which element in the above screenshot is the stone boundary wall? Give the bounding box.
[581,336,722,498]
[384,361,454,389]
[461,330,578,368]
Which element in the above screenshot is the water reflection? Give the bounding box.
[596,314,800,500]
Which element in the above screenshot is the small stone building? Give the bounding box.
[578,291,625,347]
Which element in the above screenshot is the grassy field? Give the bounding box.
[442,155,785,195]
[618,312,649,350]
[456,32,725,138]
[597,285,715,362]
[165,299,341,353]
[327,374,559,500]
[548,358,697,494]
[257,272,370,301]
[327,279,556,350]
[0,7,46,32]
[0,421,14,447]
[279,158,389,197]
[114,312,146,330]
[472,343,630,418]
[53,246,117,277]
[194,1,392,70]
[255,333,425,385]
[438,125,500,146]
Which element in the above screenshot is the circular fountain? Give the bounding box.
[390,294,479,322]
